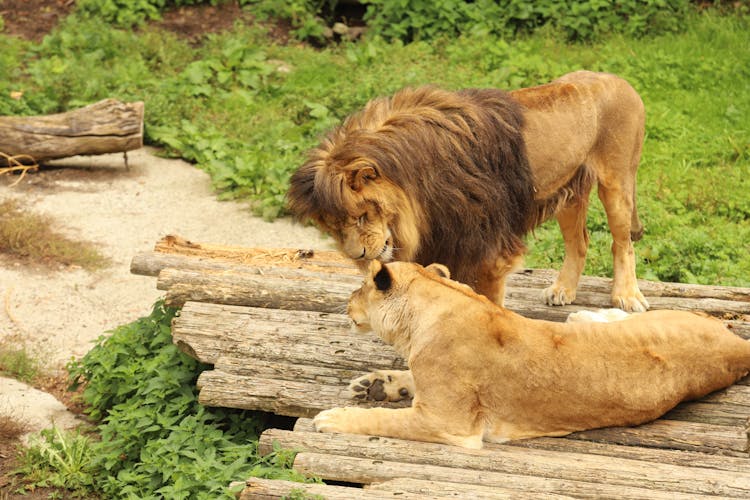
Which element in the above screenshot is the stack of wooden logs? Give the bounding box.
[131,235,750,499]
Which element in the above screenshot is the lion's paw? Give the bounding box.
[349,370,414,403]
[541,285,576,306]
[612,291,649,313]
[313,407,358,434]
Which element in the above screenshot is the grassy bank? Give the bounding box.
[2,9,746,286]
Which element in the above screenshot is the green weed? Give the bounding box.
[14,427,96,497]
[65,301,313,499]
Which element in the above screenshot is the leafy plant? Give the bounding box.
[361,0,689,42]
[249,0,338,42]
[65,301,312,499]
[76,0,226,27]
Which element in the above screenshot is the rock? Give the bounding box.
[0,376,85,444]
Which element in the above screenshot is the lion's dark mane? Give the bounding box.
[288,86,535,287]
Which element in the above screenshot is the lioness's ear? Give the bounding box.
[425,263,450,279]
[373,264,392,292]
[367,259,382,276]
[348,166,378,191]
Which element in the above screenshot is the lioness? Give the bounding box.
[313,261,750,448]
[288,71,649,311]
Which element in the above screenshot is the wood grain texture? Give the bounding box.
[260,428,750,496]
[292,452,729,499]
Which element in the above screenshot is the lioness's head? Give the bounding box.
[348,260,450,334]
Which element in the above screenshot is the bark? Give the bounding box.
[291,452,737,499]
[0,99,144,164]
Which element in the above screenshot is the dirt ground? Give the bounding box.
[1,148,331,369]
[0,2,330,494]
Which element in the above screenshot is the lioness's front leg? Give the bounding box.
[349,369,414,402]
[313,407,483,449]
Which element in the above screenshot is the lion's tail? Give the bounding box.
[630,186,644,242]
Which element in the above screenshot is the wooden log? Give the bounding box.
[135,235,750,306]
[158,268,356,310]
[291,452,728,499]
[130,251,358,283]
[0,99,144,164]
[569,419,749,457]
[196,371,406,418]
[237,477,548,499]
[366,478,576,499]
[159,266,750,333]
[260,428,750,496]
[292,417,750,474]
[172,302,402,368]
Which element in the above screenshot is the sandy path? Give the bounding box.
[0,147,332,371]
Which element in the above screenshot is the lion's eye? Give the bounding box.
[357,214,367,227]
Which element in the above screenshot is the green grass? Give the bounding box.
[0,344,40,383]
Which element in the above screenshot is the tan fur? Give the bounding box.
[313,261,750,449]
[289,71,649,311]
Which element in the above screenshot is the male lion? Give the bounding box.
[313,261,750,448]
[288,71,649,311]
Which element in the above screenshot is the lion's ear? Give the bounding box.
[348,166,378,191]
[373,264,392,292]
[425,263,450,279]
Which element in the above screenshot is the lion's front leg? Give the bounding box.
[313,407,483,448]
[476,254,525,306]
[349,369,414,402]
[542,200,590,307]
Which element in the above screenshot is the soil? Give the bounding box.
[0,3,330,497]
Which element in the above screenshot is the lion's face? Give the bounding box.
[322,202,395,264]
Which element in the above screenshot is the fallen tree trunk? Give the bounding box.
[0,99,144,165]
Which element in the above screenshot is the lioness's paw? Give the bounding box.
[313,407,358,434]
[541,285,576,306]
[611,291,649,313]
[349,370,414,403]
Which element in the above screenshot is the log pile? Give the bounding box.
[132,235,750,499]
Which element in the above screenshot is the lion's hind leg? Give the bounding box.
[349,369,414,402]
[314,406,484,448]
